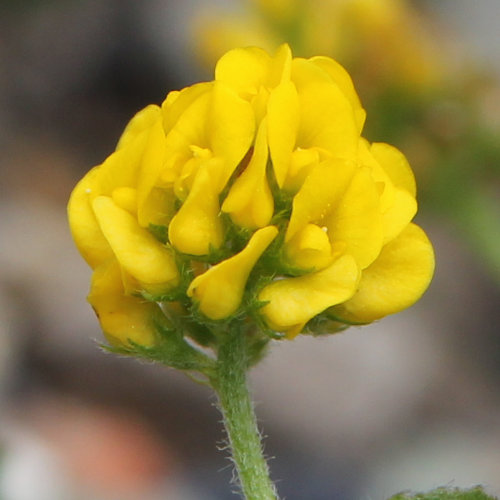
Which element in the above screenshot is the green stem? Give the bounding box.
[213,327,278,500]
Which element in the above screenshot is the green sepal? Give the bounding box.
[102,318,216,377]
[148,223,169,244]
[187,298,246,333]
[303,306,370,335]
[183,317,217,347]
[267,158,293,220]
[324,307,372,326]
[254,226,314,278]
[185,298,272,367]
[166,303,218,348]
[303,311,351,336]
[138,253,194,303]
[241,271,286,340]
[174,242,233,265]
[219,211,254,252]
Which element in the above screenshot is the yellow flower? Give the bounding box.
[188,226,278,319]
[259,254,360,338]
[221,118,274,228]
[330,223,434,323]
[68,43,434,346]
[87,259,162,347]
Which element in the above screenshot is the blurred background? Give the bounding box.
[0,0,499,498]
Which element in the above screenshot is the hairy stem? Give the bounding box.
[213,328,278,500]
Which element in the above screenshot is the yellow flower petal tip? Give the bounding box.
[331,223,435,323]
[92,195,179,294]
[285,223,332,271]
[258,254,360,335]
[87,260,158,347]
[188,226,278,320]
[168,167,224,255]
[68,43,434,347]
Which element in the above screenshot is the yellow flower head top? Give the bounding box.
[68,44,434,350]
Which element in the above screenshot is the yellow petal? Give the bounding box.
[68,168,113,268]
[163,90,211,158]
[68,126,149,268]
[112,187,137,215]
[137,187,176,229]
[207,81,256,191]
[172,151,217,201]
[250,85,270,124]
[358,139,417,243]
[333,223,435,323]
[168,167,223,255]
[285,147,320,192]
[162,82,212,134]
[101,135,150,192]
[286,158,356,241]
[188,226,278,319]
[68,124,149,268]
[267,81,300,187]
[222,119,274,228]
[281,151,320,194]
[357,138,394,202]
[297,83,358,157]
[309,56,366,132]
[259,254,360,336]
[116,104,161,150]
[285,223,332,271]
[161,91,219,194]
[382,188,417,244]
[291,56,330,88]
[292,59,358,157]
[160,82,255,196]
[325,166,383,269]
[88,259,159,346]
[69,123,152,268]
[136,115,169,227]
[92,196,179,294]
[267,43,292,87]
[215,46,271,99]
[370,142,416,197]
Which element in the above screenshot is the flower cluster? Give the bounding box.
[68,44,434,348]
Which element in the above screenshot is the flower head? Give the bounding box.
[68,44,434,347]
